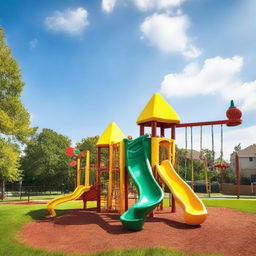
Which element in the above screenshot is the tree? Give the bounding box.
[0,139,21,199]
[21,129,72,189]
[234,143,241,153]
[0,27,35,198]
[0,28,35,142]
[223,168,236,184]
[175,146,221,184]
[76,136,99,165]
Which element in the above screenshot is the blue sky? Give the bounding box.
[0,0,255,159]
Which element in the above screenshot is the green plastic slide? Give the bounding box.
[120,135,164,231]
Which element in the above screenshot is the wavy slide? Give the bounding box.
[156,160,208,225]
[120,136,164,231]
[46,185,91,217]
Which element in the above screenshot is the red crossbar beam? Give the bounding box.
[176,120,230,128]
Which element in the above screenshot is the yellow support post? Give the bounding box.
[107,145,113,209]
[119,141,125,214]
[85,151,90,187]
[76,158,81,187]
[151,137,159,168]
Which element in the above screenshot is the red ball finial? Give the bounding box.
[226,100,242,126]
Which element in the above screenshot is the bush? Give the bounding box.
[223,169,236,183]
[240,176,251,185]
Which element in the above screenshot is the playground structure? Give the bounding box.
[46,93,242,230]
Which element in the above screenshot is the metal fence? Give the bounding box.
[2,185,72,202]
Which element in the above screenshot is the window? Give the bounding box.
[249,157,253,162]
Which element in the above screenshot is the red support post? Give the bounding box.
[220,167,224,192]
[83,199,87,209]
[140,125,145,136]
[160,127,165,137]
[150,121,157,217]
[96,147,101,212]
[171,125,176,139]
[151,121,157,137]
[160,187,164,211]
[235,153,240,199]
[171,194,176,213]
[124,167,129,211]
[171,124,176,213]
[159,126,165,210]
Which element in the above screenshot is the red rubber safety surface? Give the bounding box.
[19,206,256,256]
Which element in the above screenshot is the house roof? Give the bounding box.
[136,93,181,125]
[185,149,202,160]
[96,122,125,146]
[236,144,256,157]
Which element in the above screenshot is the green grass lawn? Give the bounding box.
[163,197,256,213]
[202,198,256,213]
[1,198,255,256]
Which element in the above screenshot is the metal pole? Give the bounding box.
[220,124,223,162]
[235,153,240,199]
[200,126,203,152]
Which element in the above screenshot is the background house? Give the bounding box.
[230,144,256,182]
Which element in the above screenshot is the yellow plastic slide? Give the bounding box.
[155,160,208,225]
[46,185,90,217]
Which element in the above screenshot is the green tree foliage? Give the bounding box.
[21,129,73,189]
[175,146,220,182]
[200,149,215,165]
[76,136,99,164]
[234,143,241,152]
[76,136,112,186]
[0,27,35,197]
[0,139,21,199]
[223,168,236,184]
[175,147,204,181]
[0,139,21,181]
[0,28,35,142]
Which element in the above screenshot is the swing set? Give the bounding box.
[177,100,242,197]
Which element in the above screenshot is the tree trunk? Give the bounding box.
[0,178,4,200]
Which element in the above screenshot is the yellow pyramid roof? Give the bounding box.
[97,122,125,146]
[137,93,180,124]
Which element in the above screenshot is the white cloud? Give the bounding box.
[160,56,256,111]
[102,0,116,13]
[45,8,89,36]
[176,125,256,161]
[29,38,38,49]
[140,13,201,58]
[134,0,185,11]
